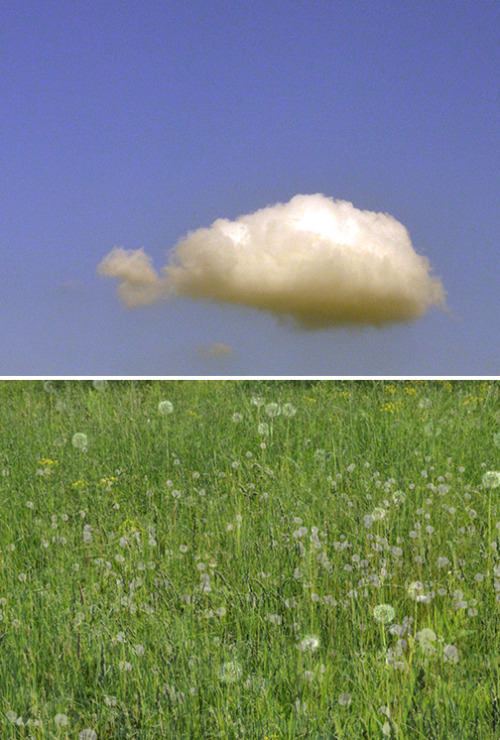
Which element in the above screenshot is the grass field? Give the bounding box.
[1,379,500,739]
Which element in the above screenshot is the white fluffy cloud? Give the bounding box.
[98,194,446,328]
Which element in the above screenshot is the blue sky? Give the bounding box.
[2,0,498,375]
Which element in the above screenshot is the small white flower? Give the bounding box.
[54,713,69,727]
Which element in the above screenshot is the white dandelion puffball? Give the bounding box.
[72,432,88,449]
[158,400,174,415]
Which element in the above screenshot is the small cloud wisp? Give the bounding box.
[98,194,446,328]
[196,342,234,359]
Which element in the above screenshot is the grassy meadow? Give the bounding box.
[1,379,500,739]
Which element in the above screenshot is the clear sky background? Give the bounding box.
[2,0,498,375]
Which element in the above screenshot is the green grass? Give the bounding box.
[0,379,499,739]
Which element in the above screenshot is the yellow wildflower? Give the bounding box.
[120,519,144,536]
[72,480,88,489]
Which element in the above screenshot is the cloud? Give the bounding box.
[97,248,166,307]
[98,194,446,328]
[196,342,234,359]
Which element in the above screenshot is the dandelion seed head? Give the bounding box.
[297,634,320,652]
[392,491,406,506]
[92,380,108,391]
[251,395,264,407]
[416,627,437,650]
[72,432,88,449]
[443,644,459,664]
[158,400,174,415]
[373,604,395,624]
[79,731,98,740]
[482,471,500,489]
[265,402,280,418]
[217,660,243,683]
